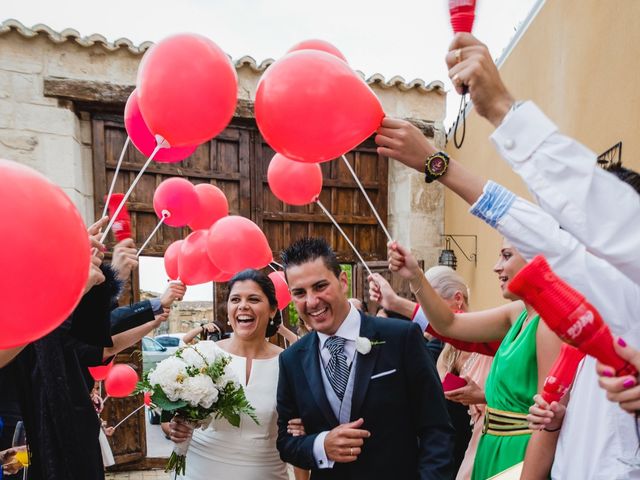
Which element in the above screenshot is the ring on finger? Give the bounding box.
[350,447,354,456]
[454,48,462,64]
[452,74,461,87]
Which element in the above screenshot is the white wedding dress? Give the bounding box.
[178,345,288,480]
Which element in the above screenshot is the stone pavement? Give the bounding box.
[106,472,172,479]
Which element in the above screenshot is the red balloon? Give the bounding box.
[207,216,273,273]
[104,364,139,398]
[268,271,291,310]
[124,89,198,163]
[287,39,348,63]
[89,361,114,381]
[143,391,152,407]
[255,50,384,163]
[0,160,90,349]
[179,230,231,285]
[153,178,199,227]
[188,183,229,231]
[268,153,323,205]
[137,33,238,147]
[164,240,183,280]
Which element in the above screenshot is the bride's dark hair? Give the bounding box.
[226,269,282,338]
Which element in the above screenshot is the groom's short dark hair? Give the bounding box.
[281,238,341,279]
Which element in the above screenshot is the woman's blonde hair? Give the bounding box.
[425,266,470,374]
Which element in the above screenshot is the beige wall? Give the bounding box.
[0,22,446,267]
[444,0,640,310]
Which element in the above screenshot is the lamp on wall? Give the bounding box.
[438,235,477,270]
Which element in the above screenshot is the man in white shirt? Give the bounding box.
[373,32,640,480]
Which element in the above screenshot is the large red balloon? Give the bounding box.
[287,39,348,63]
[268,271,291,310]
[89,361,114,381]
[207,216,273,273]
[164,240,183,280]
[137,33,238,147]
[104,364,139,398]
[124,90,198,163]
[0,160,90,349]
[268,153,323,205]
[255,50,384,163]
[179,230,232,285]
[153,178,199,227]
[188,184,229,231]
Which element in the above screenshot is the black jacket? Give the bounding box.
[277,313,455,480]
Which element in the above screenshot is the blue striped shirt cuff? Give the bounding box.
[469,181,516,228]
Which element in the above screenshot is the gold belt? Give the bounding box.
[482,406,533,437]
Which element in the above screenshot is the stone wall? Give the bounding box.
[0,21,446,268]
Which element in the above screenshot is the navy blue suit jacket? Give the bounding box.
[277,312,455,479]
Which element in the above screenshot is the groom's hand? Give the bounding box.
[324,418,370,463]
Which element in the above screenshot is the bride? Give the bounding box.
[169,269,289,479]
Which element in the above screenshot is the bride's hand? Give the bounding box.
[169,416,194,443]
[287,418,306,437]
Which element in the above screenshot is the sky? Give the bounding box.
[4,0,539,300]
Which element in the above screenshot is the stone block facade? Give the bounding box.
[0,20,446,269]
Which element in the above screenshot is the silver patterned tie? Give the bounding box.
[325,336,350,401]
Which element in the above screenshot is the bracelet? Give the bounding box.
[409,281,422,296]
[543,425,561,432]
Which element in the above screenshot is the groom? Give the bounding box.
[277,238,454,479]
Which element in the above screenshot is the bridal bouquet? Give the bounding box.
[137,341,258,475]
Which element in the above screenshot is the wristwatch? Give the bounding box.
[424,151,450,183]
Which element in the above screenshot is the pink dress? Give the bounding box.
[455,353,493,480]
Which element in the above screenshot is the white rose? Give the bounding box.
[355,337,372,355]
[148,356,188,401]
[181,374,219,408]
[180,346,207,369]
[193,341,221,363]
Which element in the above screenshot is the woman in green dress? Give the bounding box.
[387,239,561,479]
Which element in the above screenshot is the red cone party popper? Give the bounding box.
[449,0,477,33]
[508,255,637,377]
[541,344,585,403]
[106,193,132,242]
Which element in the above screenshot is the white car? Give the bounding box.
[154,333,186,354]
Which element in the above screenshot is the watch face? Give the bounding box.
[430,156,446,174]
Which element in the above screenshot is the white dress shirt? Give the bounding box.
[312,304,361,469]
[470,181,640,479]
[491,101,640,285]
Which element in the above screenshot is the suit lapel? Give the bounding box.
[300,332,339,427]
[350,313,381,419]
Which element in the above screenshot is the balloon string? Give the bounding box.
[112,404,145,430]
[100,142,162,243]
[101,136,131,219]
[271,261,284,269]
[102,394,110,404]
[316,199,373,277]
[136,212,169,258]
[267,264,278,273]
[341,155,393,244]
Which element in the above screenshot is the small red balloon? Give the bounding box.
[137,33,238,147]
[188,183,229,231]
[164,240,183,280]
[179,230,231,285]
[88,361,114,381]
[104,364,139,398]
[268,271,291,310]
[143,391,152,407]
[153,178,199,227]
[207,216,273,273]
[256,50,384,163]
[268,153,323,205]
[124,89,198,163]
[0,160,90,349]
[287,39,348,63]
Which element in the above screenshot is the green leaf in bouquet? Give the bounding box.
[152,386,188,412]
[214,382,259,427]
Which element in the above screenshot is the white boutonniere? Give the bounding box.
[355,337,385,355]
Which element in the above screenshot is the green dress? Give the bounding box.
[471,310,540,480]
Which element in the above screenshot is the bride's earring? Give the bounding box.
[227,320,231,326]
[269,317,274,326]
